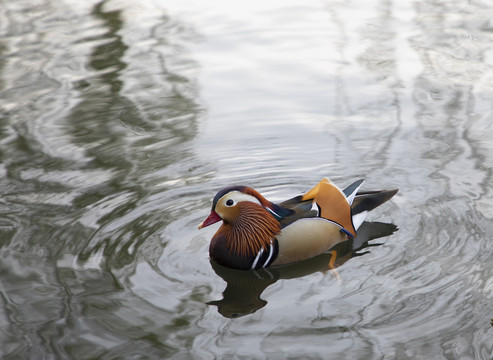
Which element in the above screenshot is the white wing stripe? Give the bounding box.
[251,247,264,269]
[262,243,274,268]
[346,180,365,205]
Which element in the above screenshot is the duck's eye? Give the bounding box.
[225,199,235,206]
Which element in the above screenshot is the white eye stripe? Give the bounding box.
[220,191,261,206]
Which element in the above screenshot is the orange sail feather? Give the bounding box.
[301,179,356,237]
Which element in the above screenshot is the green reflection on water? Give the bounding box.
[0,1,205,358]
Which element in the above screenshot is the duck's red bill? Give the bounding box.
[198,211,221,229]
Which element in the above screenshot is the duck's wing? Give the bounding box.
[343,179,365,204]
[276,195,317,227]
[274,179,398,235]
[276,179,360,236]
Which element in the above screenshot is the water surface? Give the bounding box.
[0,0,492,359]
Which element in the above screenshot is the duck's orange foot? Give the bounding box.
[329,250,341,284]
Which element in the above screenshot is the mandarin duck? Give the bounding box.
[199,179,398,270]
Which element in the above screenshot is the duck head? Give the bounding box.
[198,186,283,268]
[199,186,274,228]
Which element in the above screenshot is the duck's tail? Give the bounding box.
[349,186,399,230]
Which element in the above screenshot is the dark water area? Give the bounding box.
[0,0,492,359]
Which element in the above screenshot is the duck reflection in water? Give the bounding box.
[208,221,398,318]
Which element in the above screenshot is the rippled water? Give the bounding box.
[1,0,493,359]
